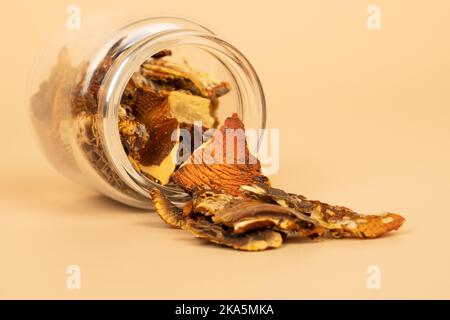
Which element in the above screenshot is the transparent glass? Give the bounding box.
[29,16,266,209]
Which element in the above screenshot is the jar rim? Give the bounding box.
[98,27,267,205]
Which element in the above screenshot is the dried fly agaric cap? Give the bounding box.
[172,113,270,196]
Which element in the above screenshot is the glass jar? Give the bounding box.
[29,16,266,209]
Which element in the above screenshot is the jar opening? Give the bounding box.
[98,29,266,205]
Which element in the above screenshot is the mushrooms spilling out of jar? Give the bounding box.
[150,113,405,251]
[31,45,405,251]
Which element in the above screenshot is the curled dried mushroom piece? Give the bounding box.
[150,188,185,229]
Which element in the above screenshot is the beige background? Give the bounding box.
[1,0,449,299]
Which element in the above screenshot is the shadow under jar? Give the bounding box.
[29,16,266,209]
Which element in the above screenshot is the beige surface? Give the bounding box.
[1,0,449,299]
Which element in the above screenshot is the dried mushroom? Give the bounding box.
[172,113,270,197]
[241,184,405,238]
[150,188,185,229]
[309,205,404,238]
[132,87,181,184]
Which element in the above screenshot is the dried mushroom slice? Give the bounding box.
[241,183,306,208]
[133,87,215,128]
[212,199,320,236]
[172,113,270,197]
[185,218,283,251]
[132,87,180,184]
[150,188,185,229]
[142,59,231,98]
[241,184,405,238]
[133,86,168,120]
[309,204,404,239]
